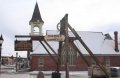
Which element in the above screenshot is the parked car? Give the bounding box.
[110,67,120,77]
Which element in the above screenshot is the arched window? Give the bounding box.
[61,43,76,66]
[33,26,39,33]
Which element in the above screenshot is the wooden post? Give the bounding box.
[27,51,30,67]
[61,14,69,78]
[37,71,44,78]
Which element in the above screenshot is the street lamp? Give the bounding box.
[16,52,18,72]
[0,34,4,73]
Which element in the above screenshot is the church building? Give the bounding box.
[29,2,120,71]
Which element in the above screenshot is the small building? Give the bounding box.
[29,2,120,71]
[1,54,15,65]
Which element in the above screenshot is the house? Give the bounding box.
[29,2,120,71]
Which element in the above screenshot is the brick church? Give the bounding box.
[29,2,120,71]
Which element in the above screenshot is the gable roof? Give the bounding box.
[29,2,44,23]
[31,30,120,56]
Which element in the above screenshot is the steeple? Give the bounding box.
[29,2,44,36]
[29,2,44,24]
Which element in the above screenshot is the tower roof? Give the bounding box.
[30,2,44,23]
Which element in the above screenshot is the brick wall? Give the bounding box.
[110,56,120,66]
[31,55,120,71]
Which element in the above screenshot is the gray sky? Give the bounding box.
[0,0,120,57]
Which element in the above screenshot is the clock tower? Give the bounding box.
[29,2,44,36]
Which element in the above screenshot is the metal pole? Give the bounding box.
[16,52,18,72]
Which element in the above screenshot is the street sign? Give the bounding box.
[44,35,65,41]
[15,40,32,51]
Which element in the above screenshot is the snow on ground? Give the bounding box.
[29,71,88,78]
[0,71,89,78]
[0,72,89,78]
[0,65,89,78]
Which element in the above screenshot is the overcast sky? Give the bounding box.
[0,0,120,57]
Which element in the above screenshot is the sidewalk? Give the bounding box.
[1,64,30,73]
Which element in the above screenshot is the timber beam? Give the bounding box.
[15,35,77,41]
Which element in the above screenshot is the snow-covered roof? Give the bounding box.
[31,30,120,56]
[2,52,27,58]
[1,53,12,57]
[31,41,59,55]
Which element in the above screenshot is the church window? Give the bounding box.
[61,44,76,66]
[105,57,110,66]
[38,57,44,67]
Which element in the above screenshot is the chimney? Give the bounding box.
[114,31,119,52]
